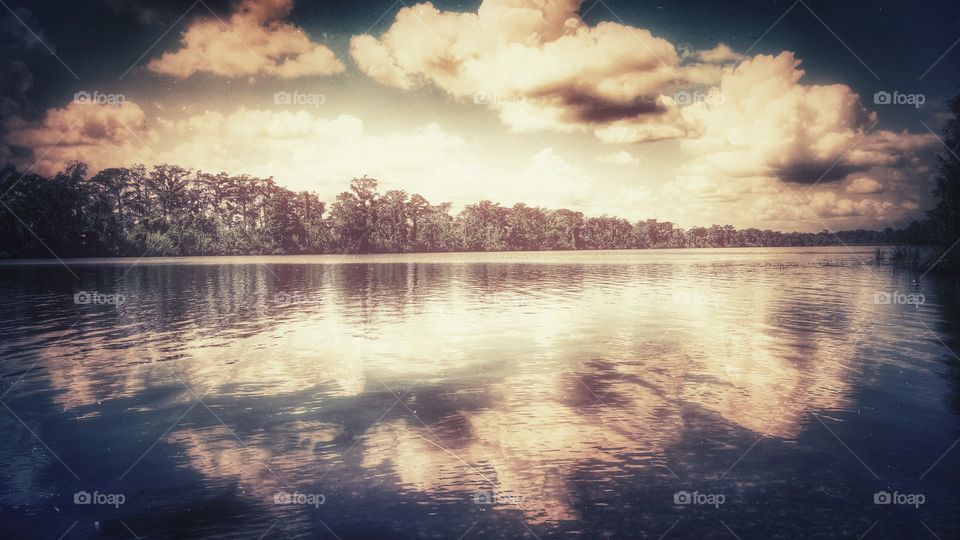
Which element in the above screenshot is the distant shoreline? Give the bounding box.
[0,245,895,266]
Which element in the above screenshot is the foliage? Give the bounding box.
[0,162,922,258]
[924,94,960,271]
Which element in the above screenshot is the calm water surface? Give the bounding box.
[0,247,958,539]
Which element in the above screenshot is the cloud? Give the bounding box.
[844,176,884,195]
[147,0,344,79]
[347,0,937,217]
[349,35,413,89]
[515,147,592,206]
[656,72,938,228]
[679,52,936,184]
[350,0,720,142]
[640,47,936,230]
[654,168,916,230]
[597,151,639,166]
[630,50,939,230]
[593,113,690,144]
[808,191,895,218]
[3,100,155,174]
[694,43,744,64]
[347,0,936,207]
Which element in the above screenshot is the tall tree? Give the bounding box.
[928,94,960,262]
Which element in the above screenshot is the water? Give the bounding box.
[0,247,957,539]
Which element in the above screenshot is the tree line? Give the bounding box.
[0,161,925,258]
[920,93,960,270]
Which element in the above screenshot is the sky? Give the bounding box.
[0,0,958,231]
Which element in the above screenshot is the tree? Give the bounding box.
[0,160,920,259]
[407,194,430,250]
[329,177,382,253]
[417,201,456,251]
[581,216,632,249]
[146,164,191,223]
[546,209,583,250]
[460,201,509,251]
[377,189,409,252]
[928,94,960,262]
[506,204,549,250]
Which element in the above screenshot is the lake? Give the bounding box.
[0,247,957,539]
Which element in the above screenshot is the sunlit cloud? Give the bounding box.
[845,176,885,195]
[350,0,720,141]
[690,42,745,64]
[678,52,935,184]
[597,150,639,166]
[147,0,344,79]
[3,100,155,173]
